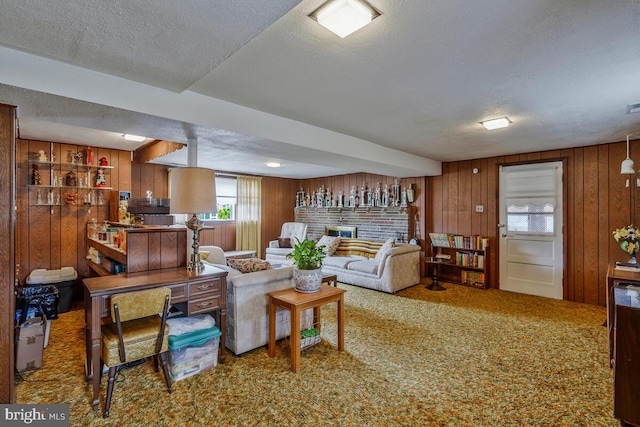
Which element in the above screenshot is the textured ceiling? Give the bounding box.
[1,0,640,178]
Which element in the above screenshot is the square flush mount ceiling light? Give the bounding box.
[310,0,381,38]
[480,117,512,130]
[122,134,147,142]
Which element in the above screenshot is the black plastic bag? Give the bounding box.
[16,285,59,323]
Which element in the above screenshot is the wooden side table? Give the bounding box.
[267,284,345,372]
[322,273,338,287]
[424,257,452,291]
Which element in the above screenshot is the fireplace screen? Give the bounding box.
[325,225,357,238]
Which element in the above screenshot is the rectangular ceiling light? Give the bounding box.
[310,0,380,38]
[123,134,147,142]
[480,117,512,130]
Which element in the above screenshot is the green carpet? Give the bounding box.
[16,281,617,426]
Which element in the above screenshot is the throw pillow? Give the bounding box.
[374,237,396,262]
[278,237,292,248]
[316,235,341,256]
[227,258,272,274]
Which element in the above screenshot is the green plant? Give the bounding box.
[217,206,231,219]
[286,238,326,270]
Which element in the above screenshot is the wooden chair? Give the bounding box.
[100,287,172,418]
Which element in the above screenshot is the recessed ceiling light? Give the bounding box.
[122,134,146,142]
[309,0,381,38]
[266,162,281,168]
[480,117,512,130]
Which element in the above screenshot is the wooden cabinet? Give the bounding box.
[87,225,187,275]
[428,234,489,289]
[609,280,640,426]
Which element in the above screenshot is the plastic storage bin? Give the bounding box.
[168,325,221,382]
[27,267,77,313]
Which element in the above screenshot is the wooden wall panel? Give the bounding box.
[573,148,585,302]
[148,232,162,270]
[127,233,149,273]
[428,140,636,305]
[16,140,132,283]
[0,104,16,403]
[160,232,179,268]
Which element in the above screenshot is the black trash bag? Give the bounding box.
[16,285,59,324]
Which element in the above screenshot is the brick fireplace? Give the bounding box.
[295,207,414,243]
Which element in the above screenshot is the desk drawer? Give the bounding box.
[188,296,220,315]
[189,279,221,298]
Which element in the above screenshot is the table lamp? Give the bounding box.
[170,167,217,272]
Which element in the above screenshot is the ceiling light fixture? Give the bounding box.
[266,162,281,168]
[122,134,147,142]
[626,103,640,114]
[309,0,380,38]
[480,117,512,130]
[621,134,640,175]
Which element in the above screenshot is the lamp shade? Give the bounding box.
[621,158,636,175]
[170,167,217,214]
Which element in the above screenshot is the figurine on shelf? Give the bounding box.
[68,150,75,164]
[65,170,77,187]
[38,150,47,162]
[99,156,109,166]
[32,164,41,185]
[95,168,107,188]
[75,151,83,165]
[85,147,93,165]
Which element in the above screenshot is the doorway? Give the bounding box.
[499,162,564,299]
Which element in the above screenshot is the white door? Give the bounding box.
[499,162,563,299]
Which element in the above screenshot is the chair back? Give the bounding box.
[280,222,308,243]
[110,287,171,362]
[110,287,171,323]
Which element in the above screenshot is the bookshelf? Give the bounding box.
[428,233,489,289]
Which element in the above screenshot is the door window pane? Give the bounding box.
[506,203,554,234]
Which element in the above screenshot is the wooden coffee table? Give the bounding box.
[267,284,345,372]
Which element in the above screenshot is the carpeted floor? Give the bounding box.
[16,281,618,426]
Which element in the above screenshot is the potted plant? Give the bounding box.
[286,238,326,293]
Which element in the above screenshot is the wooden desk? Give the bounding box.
[83,265,228,412]
[267,284,345,373]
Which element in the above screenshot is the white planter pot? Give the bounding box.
[293,267,323,293]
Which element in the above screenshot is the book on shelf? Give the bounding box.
[429,233,489,250]
[461,270,485,287]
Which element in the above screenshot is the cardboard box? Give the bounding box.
[16,317,45,372]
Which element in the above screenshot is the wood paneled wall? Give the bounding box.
[16,139,131,283]
[0,104,16,403]
[428,141,632,306]
[260,176,299,257]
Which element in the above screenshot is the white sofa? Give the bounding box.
[264,222,308,266]
[320,237,421,293]
[201,246,312,355]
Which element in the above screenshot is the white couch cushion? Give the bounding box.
[347,259,379,275]
[323,255,363,269]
